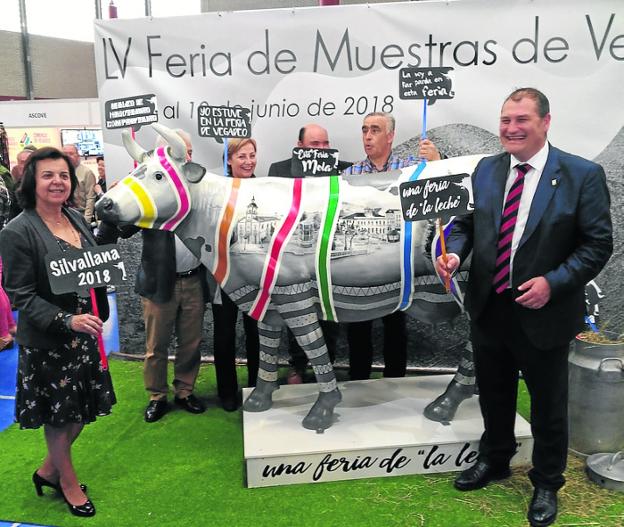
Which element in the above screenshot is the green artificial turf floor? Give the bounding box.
[0,359,622,527]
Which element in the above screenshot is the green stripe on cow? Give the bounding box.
[318,176,340,322]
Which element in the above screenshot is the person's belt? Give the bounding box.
[175,266,200,279]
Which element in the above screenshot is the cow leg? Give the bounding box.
[242,321,280,412]
[424,340,476,422]
[288,317,342,432]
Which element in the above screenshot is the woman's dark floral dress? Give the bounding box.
[15,237,116,429]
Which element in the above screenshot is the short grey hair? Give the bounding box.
[364,112,395,133]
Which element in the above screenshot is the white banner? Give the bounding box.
[93,0,623,181]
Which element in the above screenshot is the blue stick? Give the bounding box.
[421,98,428,140]
[223,138,228,176]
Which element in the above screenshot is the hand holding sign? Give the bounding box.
[45,244,128,370]
[69,312,104,337]
[418,139,442,161]
[434,252,460,285]
[401,174,472,294]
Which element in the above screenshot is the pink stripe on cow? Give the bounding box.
[156,147,191,231]
[250,179,303,320]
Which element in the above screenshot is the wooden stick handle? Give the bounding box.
[437,218,451,293]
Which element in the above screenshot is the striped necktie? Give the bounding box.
[492,163,530,294]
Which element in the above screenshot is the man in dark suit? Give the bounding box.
[436,88,612,527]
[268,123,348,383]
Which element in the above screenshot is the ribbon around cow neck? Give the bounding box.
[399,160,428,310]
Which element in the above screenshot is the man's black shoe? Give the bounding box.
[220,395,240,412]
[144,400,168,423]
[174,394,206,414]
[527,488,557,527]
[454,460,511,491]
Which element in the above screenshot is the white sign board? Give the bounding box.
[93,0,623,180]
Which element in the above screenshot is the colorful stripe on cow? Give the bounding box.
[315,176,341,322]
[213,177,241,285]
[156,146,192,231]
[249,178,304,321]
[120,174,157,229]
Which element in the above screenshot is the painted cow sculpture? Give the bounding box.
[97,124,484,431]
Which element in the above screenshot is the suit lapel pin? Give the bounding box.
[551,179,558,187]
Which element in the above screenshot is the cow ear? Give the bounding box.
[183,162,206,183]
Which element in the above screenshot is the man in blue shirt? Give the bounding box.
[344,112,441,380]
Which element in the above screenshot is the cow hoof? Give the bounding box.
[424,381,474,423]
[243,380,280,412]
[302,388,342,432]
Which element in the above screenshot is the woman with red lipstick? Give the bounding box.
[0,147,115,518]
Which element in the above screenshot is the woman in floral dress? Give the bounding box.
[0,147,115,518]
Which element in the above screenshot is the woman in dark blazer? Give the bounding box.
[0,147,115,518]
[211,138,260,411]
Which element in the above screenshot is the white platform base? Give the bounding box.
[243,375,533,488]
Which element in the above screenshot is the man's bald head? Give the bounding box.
[297,124,330,149]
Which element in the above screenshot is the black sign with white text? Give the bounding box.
[197,105,251,143]
[398,67,454,104]
[290,147,340,177]
[45,244,128,295]
[400,174,472,221]
[104,94,158,130]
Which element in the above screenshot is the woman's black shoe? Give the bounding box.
[32,471,87,495]
[33,471,54,496]
[61,488,96,517]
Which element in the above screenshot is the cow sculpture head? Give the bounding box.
[96,124,206,229]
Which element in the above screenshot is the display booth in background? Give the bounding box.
[0,98,103,174]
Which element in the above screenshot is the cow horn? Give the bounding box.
[153,123,186,161]
[122,129,147,163]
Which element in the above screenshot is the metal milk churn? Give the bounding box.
[568,333,624,455]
